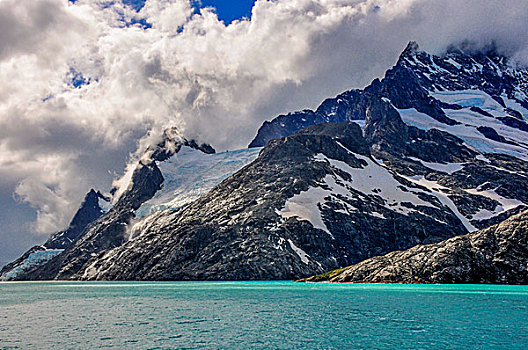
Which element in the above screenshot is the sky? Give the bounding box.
[191,0,255,24]
[1,0,528,266]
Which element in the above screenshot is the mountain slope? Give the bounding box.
[10,131,215,281]
[75,121,478,280]
[251,42,528,160]
[24,113,528,280]
[302,209,528,284]
[248,41,528,234]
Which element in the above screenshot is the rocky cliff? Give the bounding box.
[250,41,528,149]
[302,209,528,284]
[3,131,214,281]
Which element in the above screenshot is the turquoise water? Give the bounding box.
[1,282,527,349]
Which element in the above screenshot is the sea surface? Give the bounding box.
[1,281,527,349]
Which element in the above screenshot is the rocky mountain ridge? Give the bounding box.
[301,209,528,284]
[251,42,528,150]
[56,121,480,280]
[1,132,214,280]
[6,42,528,281]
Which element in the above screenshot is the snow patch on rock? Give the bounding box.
[398,106,528,160]
[287,239,310,264]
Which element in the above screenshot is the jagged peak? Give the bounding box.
[111,126,216,204]
[400,40,504,63]
[70,189,109,225]
[43,188,110,249]
[395,41,429,68]
[401,41,420,57]
[147,127,216,163]
[184,139,216,155]
[85,188,110,202]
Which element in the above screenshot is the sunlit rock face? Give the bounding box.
[304,209,528,284]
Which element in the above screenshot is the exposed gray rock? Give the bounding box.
[21,113,525,281]
[46,189,110,249]
[21,160,165,280]
[302,209,528,284]
[250,41,528,151]
[66,122,475,280]
[11,132,214,281]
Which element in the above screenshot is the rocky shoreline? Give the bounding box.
[299,210,528,284]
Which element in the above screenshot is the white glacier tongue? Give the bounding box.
[136,147,262,218]
[430,90,504,110]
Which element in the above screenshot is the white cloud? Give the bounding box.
[1,0,527,244]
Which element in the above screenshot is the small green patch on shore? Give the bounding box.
[296,267,346,282]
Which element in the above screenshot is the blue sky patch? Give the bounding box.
[192,0,256,24]
[68,68,90,88]
[69,1,256,25]
[123,0,146,12]
[127,17,152,29]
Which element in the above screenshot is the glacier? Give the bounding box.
[1,249,63,281]
[136,146,262,218]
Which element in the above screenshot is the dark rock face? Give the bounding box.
[497,116,528,132]
[249,41,528,149]
[303,210,528,284]
[365,43,457,126]
[18,160,165,280]
[476,126,508,144]
[380,41,527,110]
[249,90,369,148]
[249,110,318,148]
[66,122,476,280]
[46,190,110,249]
[24,114,528,281]
[360,95,476,163]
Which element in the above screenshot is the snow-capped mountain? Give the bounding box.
[251,42,528,157]
[9,42,528,281]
